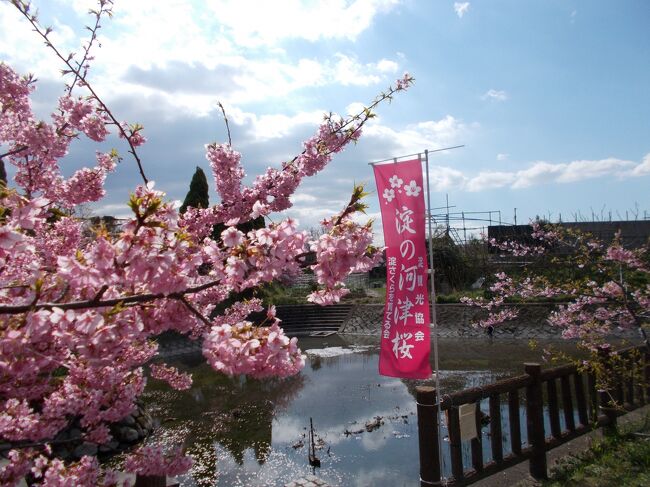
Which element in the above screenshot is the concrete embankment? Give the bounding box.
[339,303,636,340]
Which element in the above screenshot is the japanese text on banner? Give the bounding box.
[373,158,431,379]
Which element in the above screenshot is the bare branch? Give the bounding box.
[178,295,212,327]
[66,1,113,95]
[11,0,150,185]
[217,101,232,147]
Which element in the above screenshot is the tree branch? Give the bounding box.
[178,295,212,327]
[0,278,221,315]
[0,145,29,160]
[217,101,232,147]
[11,0,149,185]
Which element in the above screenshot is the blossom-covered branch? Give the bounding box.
[463,222,649,351]
[0,3,415,482]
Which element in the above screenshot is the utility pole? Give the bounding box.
[445,194,450,234]
[462,211,467,244]
[514,208,517,226]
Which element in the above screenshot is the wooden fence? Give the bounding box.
[416,345,650,486]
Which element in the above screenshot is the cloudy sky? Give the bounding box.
[1,0,649,239]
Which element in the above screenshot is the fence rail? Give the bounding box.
[416,345,650,486]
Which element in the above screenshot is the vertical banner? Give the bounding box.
[373,159,432,379]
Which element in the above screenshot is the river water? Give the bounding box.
[139,336,579,486]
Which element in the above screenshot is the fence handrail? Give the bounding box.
[438,375,532,408]
[416,344,649,486]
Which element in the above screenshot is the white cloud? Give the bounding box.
[364,115,470,154]
[556,158,636,183]
[346,102,367,116]
[203,0,400,47]
[497,153,509,161]
[454,2,470,18]
[333,54,383,86]
[510,162,565,188]
[426,154,650,193]
[428,166,468,191]
[376,58,400,73]
[482,89,508,101]
[290,193,318,203]
[631,153,650,176]
[466,171,515,192]
[230,109,325,141]
[0,1,402,114]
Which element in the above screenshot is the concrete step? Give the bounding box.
[275,304,353,336]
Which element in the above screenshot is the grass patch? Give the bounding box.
[544,414,650,486]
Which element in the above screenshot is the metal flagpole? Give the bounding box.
[368,145,464,167]
[423,150,446,484]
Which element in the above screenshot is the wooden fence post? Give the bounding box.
[524,363,547,480]
[417,386,441,487]
[645,348,650,405]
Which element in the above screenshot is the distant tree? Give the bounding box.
[179,166,209,213]
[0,158,6,186]
[427,232,470,291]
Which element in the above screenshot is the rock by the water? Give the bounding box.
[73,442,98,458]
[117,426,140,443]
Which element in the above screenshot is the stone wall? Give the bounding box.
[340,303,565,339]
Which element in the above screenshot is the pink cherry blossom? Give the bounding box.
[0,33,411,483]
[221,227,245,247]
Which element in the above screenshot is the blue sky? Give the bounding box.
[1,0,649,240]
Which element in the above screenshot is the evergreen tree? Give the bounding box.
[179,166,209,213]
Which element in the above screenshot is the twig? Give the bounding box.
[66,1,113,95]
[11,0,149,185]
[0,434,83,453]
[217,101,232,147]
[214,82,407,221]
[178,295,212,327]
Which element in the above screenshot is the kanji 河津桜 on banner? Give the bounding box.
[373,158,431,379]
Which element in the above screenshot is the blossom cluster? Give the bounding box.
[308,217,381,305]
[0,64,116,208]
[203,308,305,379]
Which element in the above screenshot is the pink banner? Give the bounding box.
[373,159,432,379]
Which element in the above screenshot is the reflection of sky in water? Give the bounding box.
[143,337,578,487]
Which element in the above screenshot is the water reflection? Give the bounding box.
[140,337,578,486]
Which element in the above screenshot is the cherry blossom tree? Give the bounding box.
[0,1,413,484]
[462,221,650,403]
[463,222,649,346]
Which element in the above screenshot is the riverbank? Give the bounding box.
[340,303,568,339]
